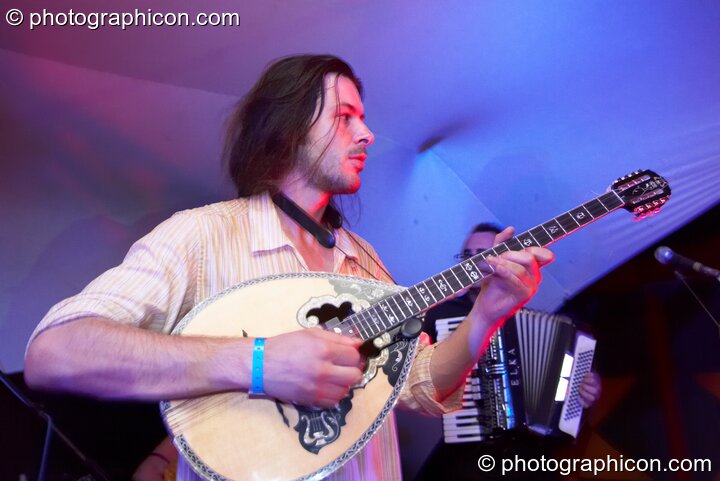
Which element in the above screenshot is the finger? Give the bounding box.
[323,384,352,402]
[581,373,600,390]
[498,248,553,269]
[315,399,338,408]
[483,262,536,302]
[583,372,601,390]
[579,388,596,407]
[331,344,362,367]
[455,286,471,297]
[496,250,539,268]
[326,365,363,387]
[487,258,526,283]
[524,246,555,267]
[494,226,515,245]
[309,327,363,347]
[315,396,344,408]
[580,383,600,397]
[486,255,537,284]
[312,384,354,407]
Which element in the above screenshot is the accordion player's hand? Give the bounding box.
[579,372,602,408]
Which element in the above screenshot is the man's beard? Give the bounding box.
[299,148,358,195]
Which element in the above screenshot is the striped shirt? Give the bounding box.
[29,192,463,481]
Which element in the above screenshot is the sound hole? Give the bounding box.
[307,301,354,326]
[305,301,380,369]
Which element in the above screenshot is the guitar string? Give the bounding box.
[165,394,240,422]
[164,395,229,419]
[165,394,243,430]
[166,396,303,435]
[165,392,298,428]
[164,396,228,423]
[336,250,497,340]
[164,393,239,420]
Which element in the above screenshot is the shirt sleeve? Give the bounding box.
[397,332,466,416]
[26,210,200,353]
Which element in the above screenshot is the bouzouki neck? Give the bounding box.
[329,170,670,342]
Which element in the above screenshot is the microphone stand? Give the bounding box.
[0,369,112,481]
[672,271,720,337]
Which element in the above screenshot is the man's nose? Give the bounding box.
[355,122,374,146]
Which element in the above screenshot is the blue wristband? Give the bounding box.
[249,337,266,395]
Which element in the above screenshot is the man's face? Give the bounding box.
[298,74,374,195]
[463,231,497,257]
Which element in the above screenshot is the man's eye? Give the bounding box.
[339,114,350,122]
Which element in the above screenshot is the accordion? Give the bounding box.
[436,308,596,443]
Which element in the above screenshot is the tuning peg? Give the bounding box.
[633,205,663,220]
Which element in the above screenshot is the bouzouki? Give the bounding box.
[161,169,670,481]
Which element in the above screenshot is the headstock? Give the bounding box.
[611,169,671,219]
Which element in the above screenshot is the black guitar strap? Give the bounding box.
[271,192,340,249]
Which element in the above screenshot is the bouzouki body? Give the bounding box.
[161,274,417,481]
[161,169,671,480]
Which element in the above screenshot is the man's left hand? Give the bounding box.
[467,227,554,332]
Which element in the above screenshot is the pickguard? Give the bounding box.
[287,293,404,454]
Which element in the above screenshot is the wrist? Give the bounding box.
[209,337,255,392]
[467,303,497,331]
[466,307,503,353]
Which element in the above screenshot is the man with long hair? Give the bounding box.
[24,55,553,480]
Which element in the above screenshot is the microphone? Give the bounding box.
[654,246,720,279]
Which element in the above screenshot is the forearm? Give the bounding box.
[24,317,253,400]
[429,306,503,400]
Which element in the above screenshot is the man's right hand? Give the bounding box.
[262,329,363,408]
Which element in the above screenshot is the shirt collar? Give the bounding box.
[248,192,292,253]
[247,192,360,262]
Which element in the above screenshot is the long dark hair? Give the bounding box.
[224,54,364,197]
